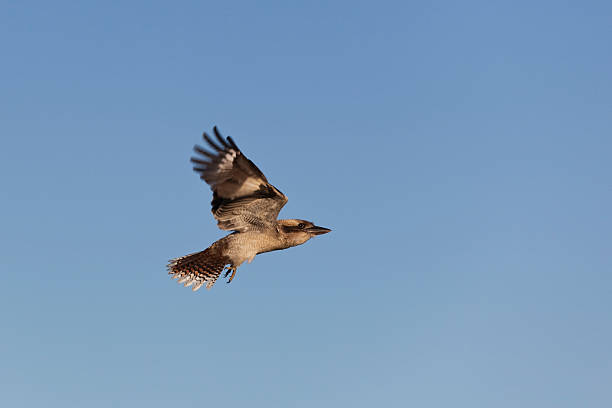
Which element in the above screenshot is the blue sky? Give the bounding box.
[1,1,611,407]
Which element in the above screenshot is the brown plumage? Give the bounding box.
[167,127,331,291]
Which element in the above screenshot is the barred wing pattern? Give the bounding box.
[190,127,288,232]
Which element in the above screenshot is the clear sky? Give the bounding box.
[1,1,611,407]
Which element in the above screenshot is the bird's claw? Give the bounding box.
[225,267,236,284]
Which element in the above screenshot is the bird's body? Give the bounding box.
[168,127,330,291]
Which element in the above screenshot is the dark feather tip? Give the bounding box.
[193,145,216,160]
[213,127,230,149]
[226,136,240,151]
[203,133,223,152]
[190,157,210,166]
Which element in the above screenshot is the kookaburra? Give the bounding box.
[168,127,331,291]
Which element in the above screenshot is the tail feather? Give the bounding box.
[167,247,230,291]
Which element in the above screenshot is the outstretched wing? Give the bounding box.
[190,127,288,232]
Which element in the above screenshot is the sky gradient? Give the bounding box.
[1,1,611,407]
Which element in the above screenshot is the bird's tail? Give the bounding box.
[167,246,231,291]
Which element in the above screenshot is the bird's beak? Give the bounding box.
[306,226,331,235]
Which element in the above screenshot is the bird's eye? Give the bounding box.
[298,223,305,229]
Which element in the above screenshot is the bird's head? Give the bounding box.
[278,219,331,247]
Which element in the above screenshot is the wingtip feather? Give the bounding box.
[226,136,240,151]
[203,132,223,152]
[213,127,230,149]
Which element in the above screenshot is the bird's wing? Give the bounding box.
[190,127,288,232]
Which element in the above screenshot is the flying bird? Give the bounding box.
[167,127,331,291]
